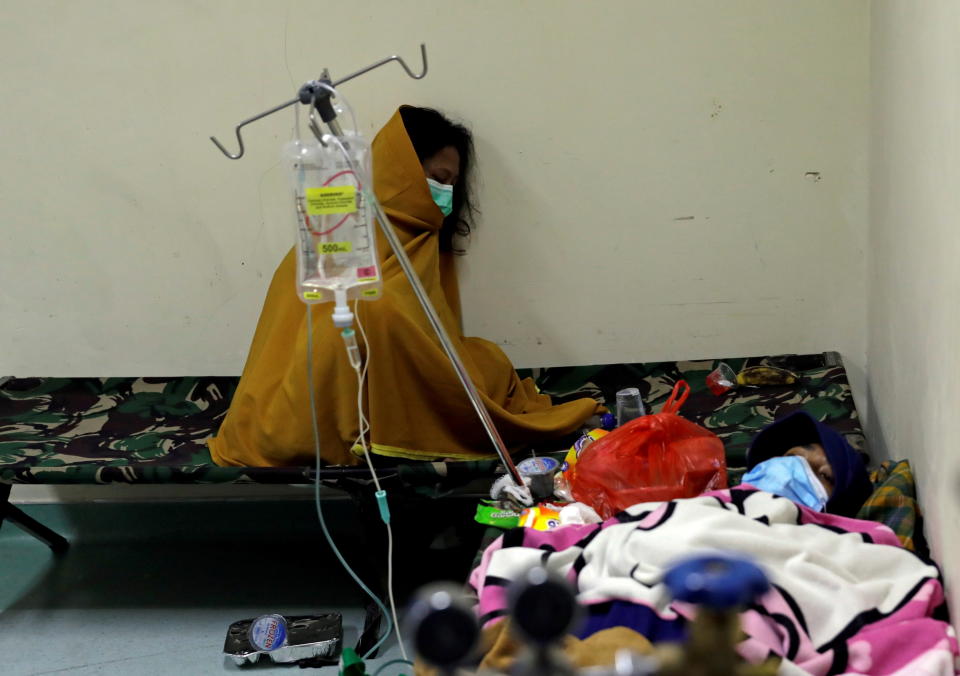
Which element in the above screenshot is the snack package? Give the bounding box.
[518,503,566,531]
[561,429,609,479]
[475,501,522,529]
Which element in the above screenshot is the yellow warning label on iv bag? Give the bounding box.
[305,186,357,215]
[318,241,352,255]
[361,288,380,298]
[302,291,323,300]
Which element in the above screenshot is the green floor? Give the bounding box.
[1,493,483,675]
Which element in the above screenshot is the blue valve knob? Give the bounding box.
[664,555,769,610]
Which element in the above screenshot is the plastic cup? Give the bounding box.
[706,363,737,396]
[615,387,645,426]
[517,456,561,500]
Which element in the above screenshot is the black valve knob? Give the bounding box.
[406,584,479,669]
[509,567,580,645]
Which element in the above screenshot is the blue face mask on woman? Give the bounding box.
[427,178,454,217]
[741,455,830,511]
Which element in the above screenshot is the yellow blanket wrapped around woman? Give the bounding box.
[208,108,600,467]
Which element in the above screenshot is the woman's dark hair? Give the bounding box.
[399,106,476,253]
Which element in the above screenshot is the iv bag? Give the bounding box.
[282,134,383,305]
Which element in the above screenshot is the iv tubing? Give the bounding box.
[306,303,393,659]
[351,301,408,662]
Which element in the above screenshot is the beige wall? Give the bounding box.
[869,0,960,616]
[1,1,868,407]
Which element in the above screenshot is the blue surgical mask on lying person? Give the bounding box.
[427,178,454,217]
[741,455,830,512]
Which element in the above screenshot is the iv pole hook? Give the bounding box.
[209,43,428,160]
[333,42,428,86]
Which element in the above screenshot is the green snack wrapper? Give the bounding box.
[474,501,521,529]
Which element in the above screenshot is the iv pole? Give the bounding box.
[210,45,430,160]
[210,45,525,488]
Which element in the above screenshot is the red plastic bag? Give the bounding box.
[569,381,727,519]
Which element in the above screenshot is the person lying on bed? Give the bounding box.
[208,106,601,468]
[742,411,873,517]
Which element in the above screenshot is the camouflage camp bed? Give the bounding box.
[0,352,863,551]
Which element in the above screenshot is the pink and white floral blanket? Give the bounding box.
[470,488,958,675]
